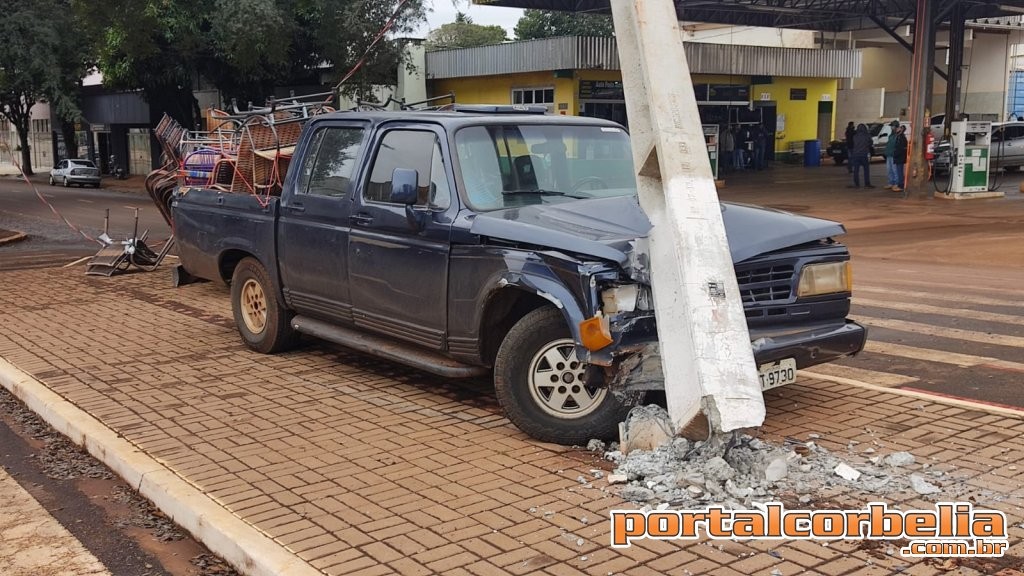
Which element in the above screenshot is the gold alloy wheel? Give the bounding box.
[239,278,268,334]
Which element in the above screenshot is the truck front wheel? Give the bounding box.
[230,257,298,354]
[494,307,637,445]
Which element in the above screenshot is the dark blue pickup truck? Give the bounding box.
[173,110,866,445]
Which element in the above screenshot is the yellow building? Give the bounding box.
[425,37,861,159]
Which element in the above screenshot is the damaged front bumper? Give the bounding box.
[593,316,867,392]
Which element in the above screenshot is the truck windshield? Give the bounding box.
[454,124,636,211]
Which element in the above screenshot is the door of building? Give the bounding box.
[582,102,628,128]
[817,101,834,146]
[128,129,151,176]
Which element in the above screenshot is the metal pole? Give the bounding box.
[944,1,966,137]
[907,0,936,197]
[610,0,765,437]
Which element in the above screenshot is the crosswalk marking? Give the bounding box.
[862,340,987,367]
[856,285,1024,309]
[854,297,1024,327]
[854,316,1024,348]
[802,363,919,387]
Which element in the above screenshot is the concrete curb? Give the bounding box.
[0,231,27,246]
[0,357,322,576]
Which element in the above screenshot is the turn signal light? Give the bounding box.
[579,315,613,351]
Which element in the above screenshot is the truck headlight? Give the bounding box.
[797,261,852,297]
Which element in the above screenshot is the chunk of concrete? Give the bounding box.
[619,405,675,454]
[764,456,788,483]
[607,474,629,485]
[620,485,656,502]
[909,474,941,495]
[834,463,861,482]
[704,456,737,483]
[883,452,916,467]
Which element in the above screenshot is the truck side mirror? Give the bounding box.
[389,168,419,205]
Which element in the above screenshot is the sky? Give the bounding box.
[418,0,525,36]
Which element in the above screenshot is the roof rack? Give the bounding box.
[435,103,549,115]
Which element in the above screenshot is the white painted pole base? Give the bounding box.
[610,0,766,435]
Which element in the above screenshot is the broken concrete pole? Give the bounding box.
[619,405,674,454]
[610,0,765,438]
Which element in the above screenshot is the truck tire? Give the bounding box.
[494,306,638,445]
[230,257,298,354]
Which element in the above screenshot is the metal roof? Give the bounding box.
[473,0,1024,32]
[426,37,861,79]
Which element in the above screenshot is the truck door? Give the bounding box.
[348,126,454,351]
[277,122,368,323]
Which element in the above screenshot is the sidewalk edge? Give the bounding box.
[0,357,321,576]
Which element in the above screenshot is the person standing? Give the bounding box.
[753,123,767,170]
[892,124,909,192]
[722,124,736,172]
[849,123,874,188]
[883,120,900,190]
[844,121,855,173]
[734,125,748,170]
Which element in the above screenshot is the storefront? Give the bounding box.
[425,37,858,159]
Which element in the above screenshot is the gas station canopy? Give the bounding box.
[474,0,1024,31]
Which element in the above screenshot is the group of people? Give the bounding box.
[721,123,768,172]
[844,120,908,192]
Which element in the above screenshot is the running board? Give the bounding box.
[291,316,489,379]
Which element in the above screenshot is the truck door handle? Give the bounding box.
[285,203,305,213]
[350,213,374,225]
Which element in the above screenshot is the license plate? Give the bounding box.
[758,358,797,391]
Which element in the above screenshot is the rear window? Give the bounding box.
[69,160,96,168]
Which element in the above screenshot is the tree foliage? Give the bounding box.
[76,0,427,128]
[426,12,507,51]
[514,9,614,40]
[0,0,85,174]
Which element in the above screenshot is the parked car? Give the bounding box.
[933,121,1021,174]
[49,159,101,188]
[826,122,884,165]
[172,110,867,445]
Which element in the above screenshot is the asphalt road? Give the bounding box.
[0,176,170,271]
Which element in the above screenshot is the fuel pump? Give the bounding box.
[939,121,1001,199]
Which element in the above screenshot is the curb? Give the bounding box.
[0,231,27,246]
[0,357,321,576]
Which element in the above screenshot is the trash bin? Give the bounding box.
[804,140,821,167]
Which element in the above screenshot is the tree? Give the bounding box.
[0,0,77,174]
[514,9,614,41]
[77,0,427,126]
[426,12,507,51]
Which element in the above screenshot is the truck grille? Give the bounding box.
[735,263,795,304]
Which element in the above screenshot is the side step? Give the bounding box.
[291,315,489,379]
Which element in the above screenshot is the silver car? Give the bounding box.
[49,159,101,188]
[933,121,1023,174]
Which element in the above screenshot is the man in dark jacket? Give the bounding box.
[844,121,855,173]
[892,125,909,192]
[849,123,874,188]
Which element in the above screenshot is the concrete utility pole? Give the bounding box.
[610,0,765,436]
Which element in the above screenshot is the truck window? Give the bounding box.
[365,130,450,209]
[296,126,365,197]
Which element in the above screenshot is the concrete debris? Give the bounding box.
[884,452,916,467]
[587,439,606,453]
[576,538,585,547]
[834,463,861,482]
[580,516,589,524]
[909,474,941,495]
[606,414,964,509]
[771,569,783,576]
[619,404,675,454]
[807,433,821,439]
[764,457,788,482]
[590,469,604,479]
[607,474,629,485]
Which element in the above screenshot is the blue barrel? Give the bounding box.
[804,140,821,167]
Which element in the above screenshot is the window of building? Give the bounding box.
[31,119,50,133]
[365,130,450,209]
[512,87,555,107]
[789,88,807,101]
[297,126,365,197]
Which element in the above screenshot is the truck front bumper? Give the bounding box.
[596,317,867,392]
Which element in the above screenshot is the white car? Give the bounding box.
[49,159,101,188]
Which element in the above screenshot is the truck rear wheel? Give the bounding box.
[494,307,637,445]
[230,257,298,354]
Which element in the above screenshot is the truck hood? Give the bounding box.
[470,195,846,266]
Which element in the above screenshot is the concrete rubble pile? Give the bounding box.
[595,405,980,510]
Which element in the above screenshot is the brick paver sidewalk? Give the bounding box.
[0,267,1021,575]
